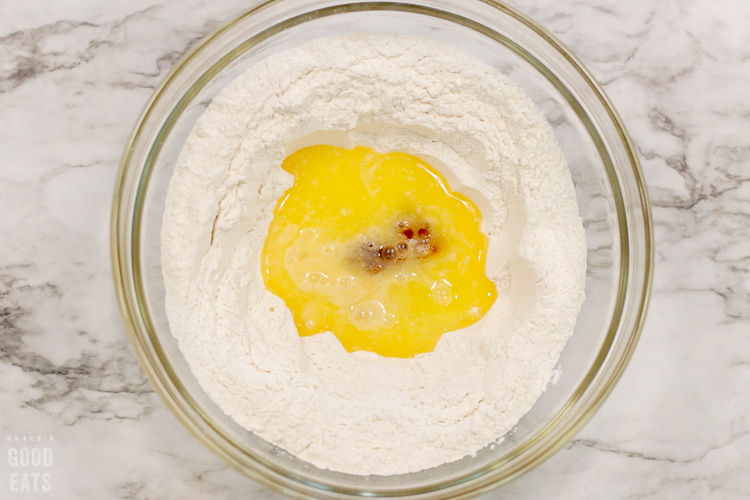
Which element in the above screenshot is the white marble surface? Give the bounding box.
[1,0,748,498]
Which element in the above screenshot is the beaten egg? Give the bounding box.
[262,145,496,358]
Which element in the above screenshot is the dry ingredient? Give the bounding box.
[161,33,586,475]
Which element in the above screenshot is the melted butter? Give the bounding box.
[261,145,496,358]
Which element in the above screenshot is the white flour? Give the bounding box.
[161,33,586,476]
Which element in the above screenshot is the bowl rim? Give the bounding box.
[111,0,654,498]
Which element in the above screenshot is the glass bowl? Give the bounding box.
[111,0,653,498]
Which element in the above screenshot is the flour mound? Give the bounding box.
[161,33,586,476]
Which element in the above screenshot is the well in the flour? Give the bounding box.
[261,145,497,358]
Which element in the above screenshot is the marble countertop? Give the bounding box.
[1,0,748,498]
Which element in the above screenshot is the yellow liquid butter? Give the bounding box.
[261,145,496,358]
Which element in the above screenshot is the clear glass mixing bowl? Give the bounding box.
[111,1,653,498]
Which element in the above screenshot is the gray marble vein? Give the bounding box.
[1,0,748,498]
